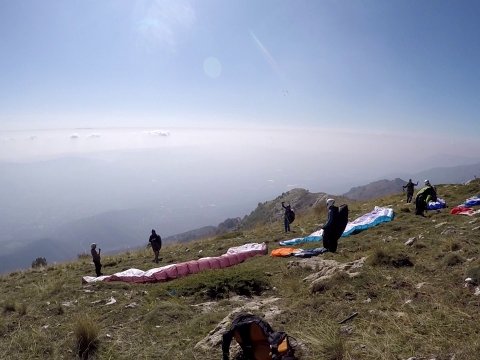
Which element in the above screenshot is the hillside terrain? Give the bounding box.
[1,180,480,359]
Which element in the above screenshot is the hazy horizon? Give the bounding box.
[2,1,480,270]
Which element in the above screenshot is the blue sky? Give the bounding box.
[1,0,479,136]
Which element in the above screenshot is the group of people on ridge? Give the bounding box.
[90,229,162,277]
[402,178,438,216]
[279,178,438,254]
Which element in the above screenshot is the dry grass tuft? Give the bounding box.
[16,302,27,316]
[74,316,100,359]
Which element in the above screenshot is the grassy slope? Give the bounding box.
[1,180,480,359]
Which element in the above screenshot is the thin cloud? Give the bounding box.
[146,130,170,137]
[135,0,195,50]
[250,30,283,78]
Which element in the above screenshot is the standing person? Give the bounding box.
[322,198,339,252]
[149,229,162,263]
[90,243,102,277]
[415,180,437,216]
[403,179,418,203]
[281,201,293,233]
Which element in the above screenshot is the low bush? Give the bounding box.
[74,316,99,359]
[31,257,47,268]
[443,253,464,267]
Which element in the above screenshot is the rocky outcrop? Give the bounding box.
[288,257,366,290]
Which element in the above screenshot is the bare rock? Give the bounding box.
[405,237,416,246]
[441,227,457,235]
[297,257,366,292]
[415,282,427,289]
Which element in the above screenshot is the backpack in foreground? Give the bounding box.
[222,313,296,360]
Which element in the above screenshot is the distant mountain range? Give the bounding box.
[407,162,480,185]
[343,162,480,201]
[342,178,407,201]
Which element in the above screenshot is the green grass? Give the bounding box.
[0,180,479,359]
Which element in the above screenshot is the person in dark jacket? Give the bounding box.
[415,180,437,216]
[322,198,339,252]
[403,179,418,203]
[281,201,292,232]
[149,229,162,263]
[90,243,102,277]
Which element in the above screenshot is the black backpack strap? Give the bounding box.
[222,329,233,360]
[237,324,254,359]
[222,314,256,360]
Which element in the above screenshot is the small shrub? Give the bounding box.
[55,303,64,315]
[368,248,413,267]
[391,254,414,267]
[444,253,464,267]
[466,265,480,284]
[74,316,99,359]
[3,300,16,313]
[31,257,47,268]
[368,248,392,266]
[450,242,461,251]
[16,303,27,316]
[444,241,462,252]
[311,279,330,294]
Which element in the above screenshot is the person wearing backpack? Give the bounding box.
[148,229,162,263]
[321,198,348,253]
[90,243,103,277]
[415,180,437,216]
[281,202,294,233]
